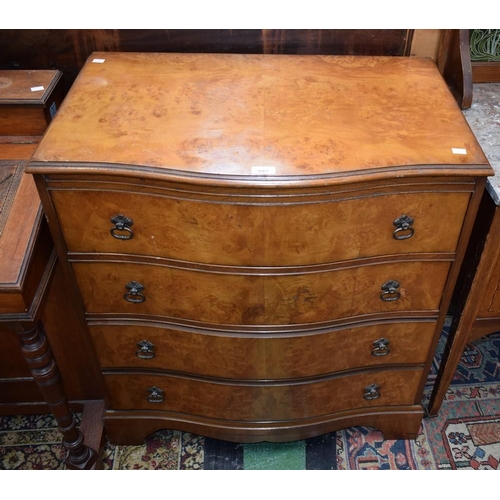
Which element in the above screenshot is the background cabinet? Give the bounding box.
[0,69,103,469]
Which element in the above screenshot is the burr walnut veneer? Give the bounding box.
[26,52,493,444]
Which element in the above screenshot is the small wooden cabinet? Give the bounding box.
[0,70,101,469]
[0,69,64,136]
[27,53,493,444]
[1,69,64,412]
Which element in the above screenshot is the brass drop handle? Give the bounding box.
[136,340,155,359]
[124,281,146,303]
[110,214,134,240]
[146,386,165,404]
[371,338,390,357]
[380,280,401,302]
[393,215,414,240]
[363,383,381,401]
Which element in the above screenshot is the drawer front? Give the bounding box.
[73,260,450,325]
[103,368,424,421]
[52,189,470,266]
[90,321,436,379]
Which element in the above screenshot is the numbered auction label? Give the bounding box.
[251,166,276,175]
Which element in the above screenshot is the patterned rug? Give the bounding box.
[1,329,500,470]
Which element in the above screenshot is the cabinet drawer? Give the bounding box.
[52,188,469,266]
[90,320,436,379]
[73,260,451,325]
[103,368,423,421]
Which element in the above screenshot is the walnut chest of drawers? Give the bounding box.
[26,52,493,444]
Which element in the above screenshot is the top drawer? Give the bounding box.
[50,183,470,267]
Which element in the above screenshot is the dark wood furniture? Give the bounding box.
[0,29,470,108]
[27,52,492,444]
[0,70,103,469]
[0,69,64,136]
[436,29,474,109]
[0,29,414,92]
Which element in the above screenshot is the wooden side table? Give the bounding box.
[428,83,500,415]
[0,70,104,469]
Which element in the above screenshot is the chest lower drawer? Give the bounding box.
[73,259,451,325]
[90,320,436,379]
[53,187,470,266]
[103,368,423,421]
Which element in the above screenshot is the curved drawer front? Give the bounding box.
[90,321,436,379]
[73,260,450,325]
[103,368,423,421]
[53,188,469,266]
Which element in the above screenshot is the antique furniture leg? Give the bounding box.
[13,320,97,470]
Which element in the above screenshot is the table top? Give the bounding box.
[0,143,41,290]
[0,70,62,106]
[29,52,492,185]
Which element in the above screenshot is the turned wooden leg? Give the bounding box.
[14,321,97,470]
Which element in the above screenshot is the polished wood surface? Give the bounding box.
[103,368,424,421]
[0,69,63,136]
[0,69,61,101]
[90,320,436,379]
[27,53,493,443]
[0,30,413,96]
[72,259,452,324]
[1,29,473,109]
[104,406,425,444]
[30,53,489,180]
[51,181,471,266]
